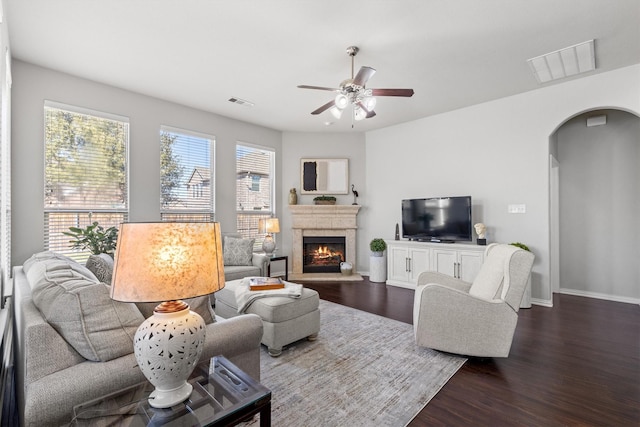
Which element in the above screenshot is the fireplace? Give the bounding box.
[303,237,346,273]
[289,205,361,280]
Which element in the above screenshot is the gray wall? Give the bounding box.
[11,60,282,266]
[365,65,640,306]
[556,109,639,300]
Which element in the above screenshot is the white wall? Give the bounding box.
[365,65,640,306]
[11,60,282,266]
[556,109,639,302]
[280,132,367,272]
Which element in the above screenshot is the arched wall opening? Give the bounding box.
[549,108,640,304]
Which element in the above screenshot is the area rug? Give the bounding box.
[245,300,466,427]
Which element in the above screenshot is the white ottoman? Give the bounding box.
[214,279,320,357]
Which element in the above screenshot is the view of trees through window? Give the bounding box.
[44,103,128,261]
[236,144,275,249]
[160,127,214,221]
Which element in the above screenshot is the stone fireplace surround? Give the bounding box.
[289,205,363,281]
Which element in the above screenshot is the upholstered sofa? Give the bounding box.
[13,251,264,427]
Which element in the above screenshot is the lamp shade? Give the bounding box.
[258,218,280,234]
[111,222,225,303]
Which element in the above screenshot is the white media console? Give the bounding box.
[385,239,485,289]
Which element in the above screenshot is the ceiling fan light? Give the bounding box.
[329,106,343,119]
[335,94,349,109]
[354,106,367,121]
[363,96,377,111]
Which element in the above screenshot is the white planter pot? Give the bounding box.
[369,255,387,283]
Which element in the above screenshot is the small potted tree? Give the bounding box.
[370,238,387,257]
[369,238,387,283]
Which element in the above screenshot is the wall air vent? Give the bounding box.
[527,40,595,84]
[228,97,255,107]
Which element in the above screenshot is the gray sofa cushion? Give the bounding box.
[223,236,255,266]
[23,251,144,362]
[85,253,114,284]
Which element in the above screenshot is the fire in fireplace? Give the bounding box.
[303,236,346,273]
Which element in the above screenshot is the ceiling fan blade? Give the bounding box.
[298,85,340,92]
[311,100,335,115]
[371,88,415,97]
[352,66,376,86]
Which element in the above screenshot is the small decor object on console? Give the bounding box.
[110,222,225,409]
[249,277,285,291]
[259,217,280,256]
[474,223,487,246]
[395,223,400,240]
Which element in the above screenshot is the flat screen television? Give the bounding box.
[402,196,472,242]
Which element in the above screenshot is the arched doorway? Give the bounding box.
[549,109,639,303]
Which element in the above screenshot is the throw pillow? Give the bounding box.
[85,253,114,284]
[23,252,144,362]
[136,295,216,324]
[223,236,255,266]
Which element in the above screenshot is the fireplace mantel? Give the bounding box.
[289,204,362,281]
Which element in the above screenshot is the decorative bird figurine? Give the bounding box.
[351,184,359,205]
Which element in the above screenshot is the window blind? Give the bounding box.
[160,126,215,222]
[44,102,129,261]
[236,143,275,247]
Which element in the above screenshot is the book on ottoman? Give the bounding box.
[249,277,285,291]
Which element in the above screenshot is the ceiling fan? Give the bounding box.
[298,46,414,122]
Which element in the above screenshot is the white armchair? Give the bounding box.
[413,243,534,357]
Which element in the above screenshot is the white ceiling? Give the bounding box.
[6,0,640,133]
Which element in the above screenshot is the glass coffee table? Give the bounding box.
[72,356,271,426]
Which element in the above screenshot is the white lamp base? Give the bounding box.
[134,302,206,409]
[262,234,276,256]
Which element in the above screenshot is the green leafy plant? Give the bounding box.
[63,222,119,255]
[313,195,336,201]
[370,238,387,253]
[510,242,530,252]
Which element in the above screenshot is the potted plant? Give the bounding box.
[63,221,119,255]
[510,242,530,252]
[369,238,387,283]
[370,238,387,257]
[313,195,337,205]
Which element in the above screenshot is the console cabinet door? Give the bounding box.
[388,245,410,282]
[408,248,430,282]
[433,248,484,281]
[432,249,457,277]
[458,250,484,282]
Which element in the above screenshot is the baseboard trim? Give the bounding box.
[559,288,640,305]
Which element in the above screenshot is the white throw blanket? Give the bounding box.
[235,277,303,313]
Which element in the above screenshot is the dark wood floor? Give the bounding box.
[300,278,640,426]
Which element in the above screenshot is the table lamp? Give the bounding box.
[259,217,280,256]
[110,222,225,409]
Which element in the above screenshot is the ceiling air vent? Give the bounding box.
[527,40,595,84]
[228,97,255,107]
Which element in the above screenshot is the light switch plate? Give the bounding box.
[508,204,526,214]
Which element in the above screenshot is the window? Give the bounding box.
[236,143,275,248]
[44,102,128,261]
[160,127,215,222]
